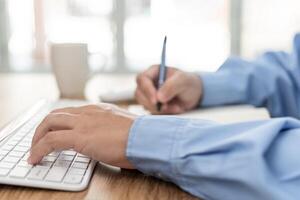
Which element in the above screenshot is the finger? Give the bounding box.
[135,89,157,113]
[52,105,102,114]
[144,65,160,80]
[31,113,77,147]
[135,89,155,111]
[157,73,185,103]
[161,102,184,114]
[51,107,80,114]
[29,130,75,164]
[136,66,159,104]
[54,104,130,117]
[136,75,157,104]
[136,65,159,103]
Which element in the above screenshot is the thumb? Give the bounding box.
[157,73,185,103]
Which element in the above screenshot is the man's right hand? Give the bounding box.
[135,65,203,114]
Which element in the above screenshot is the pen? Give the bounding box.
[156,36,167,111]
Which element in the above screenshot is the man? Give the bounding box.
[28,34,300,200]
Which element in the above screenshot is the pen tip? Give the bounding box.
[164,36,167,43]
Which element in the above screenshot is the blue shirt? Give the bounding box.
[126,34,300,200]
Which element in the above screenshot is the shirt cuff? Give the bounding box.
[200,57,248,107]
[126,115,187,182]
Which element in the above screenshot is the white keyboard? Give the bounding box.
[0,100,97,191]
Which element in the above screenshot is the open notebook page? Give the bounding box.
[128,105,270,124]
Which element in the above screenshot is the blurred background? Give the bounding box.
[0,0,300,73]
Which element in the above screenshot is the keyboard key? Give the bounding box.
[0,150,9,156]
[58,155,74,161]
[62,150,76,156]
[0,161,15,169]
[11,139,21,144]
[8,151,25,158]
[27,135,34,139]
[72,162,89,169]
[11,135,23,141]
[48,151,60,157]
[64,174,83,184]
[68,168,86,175]
[45,166,69,182]
[3,156,20,163]
[18,142,31,147]
[7,140,19,146]
[14,146,29,152]
[22,138,32,143]
[10,166,31,178]
[0,168,10,176]
[42,156,56,162]
[77,153,88,158]
[15,131,27,137]
[22,152,30,161]
[75,157,90,163]
[2,145,14,151]
[27,166,50,180]
[54,160,71,168]
[36,161,52,167]
[17,160,33,168]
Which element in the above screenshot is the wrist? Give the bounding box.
[188,73,204,109]
[122,116,136,169]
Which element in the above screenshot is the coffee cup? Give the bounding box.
[50,43,90,99]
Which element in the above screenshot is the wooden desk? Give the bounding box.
[0,73,198,200]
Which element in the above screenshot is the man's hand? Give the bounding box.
[28,104,136,169]
[135,65,203,114]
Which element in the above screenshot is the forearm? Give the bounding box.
[200,34,300,118]
[127,115,300,200]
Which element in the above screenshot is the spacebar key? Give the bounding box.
[45,166,68,182]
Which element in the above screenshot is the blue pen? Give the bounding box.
[157,36,167,111]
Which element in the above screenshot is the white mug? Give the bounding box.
[50,43,90,99]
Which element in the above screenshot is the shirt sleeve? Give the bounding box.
[127,115,300,200]
[200,33,300,118]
